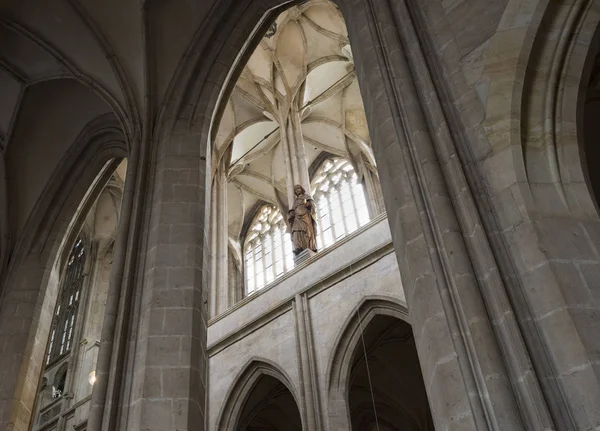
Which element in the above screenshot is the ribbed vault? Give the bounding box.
[213,0,376,245]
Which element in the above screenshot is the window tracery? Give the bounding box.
[47,237,86,365]
[242,159,371,294]
[312,158,370,249]
[244,206,293,294]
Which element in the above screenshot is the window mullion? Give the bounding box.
[281,228,286,273]
[316,194,324,248]
[252,241,258,293]
[283,227,290,272]
[260,235,267,289]
[252,241,256,292]
[347,175,361,228]
[336,184,349,236]
[270,231,276,281]
[326,193,336,239]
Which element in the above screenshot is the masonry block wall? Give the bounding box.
[207,217,408,430]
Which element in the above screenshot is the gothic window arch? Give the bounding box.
[312,158,370,249]
[47,236,86,365]
[244,205,294,295]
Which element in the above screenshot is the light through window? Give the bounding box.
[244,206,294,295]
[47,237,86,364]
[312,158,370,249]
[243,159,370,295]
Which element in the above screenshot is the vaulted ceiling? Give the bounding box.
[214,0,374,243]
[0,0,376,265]
[0,0,222,264]
[0,0,224,150]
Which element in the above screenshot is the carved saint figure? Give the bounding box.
[288,184,318,255]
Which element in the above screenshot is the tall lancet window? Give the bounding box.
[313,158,370,249]
[244,206,294,294]
[47,237,86,364]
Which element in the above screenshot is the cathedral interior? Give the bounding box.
[0,0,599,430]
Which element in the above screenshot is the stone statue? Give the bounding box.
[288,184,318,255]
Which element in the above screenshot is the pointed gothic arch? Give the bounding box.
[215,358,304,431]
[326,297,433,430]
[0,111,127,429]
[144,0,583,428]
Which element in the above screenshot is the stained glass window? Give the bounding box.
[47,237,86,364]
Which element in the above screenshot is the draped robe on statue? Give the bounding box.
[288,186,318,254]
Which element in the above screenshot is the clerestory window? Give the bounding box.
[47,237,86,364]
[244,206,294,295]
[242,159,370,295]
[312,158,370,249]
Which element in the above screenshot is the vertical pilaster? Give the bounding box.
[211,164,229,316]
[209,180,218,319]
[280,108,312,209]
[293,294,320,431]
[290,110,310,192]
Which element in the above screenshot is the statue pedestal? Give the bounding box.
[293,249,316,266]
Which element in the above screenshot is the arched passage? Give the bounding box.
[0,79,128,428]
[238,374,303,431]
[327,298,433,431]
[216,359,304,431]
[348,315,434,431]
[147,0,566,427]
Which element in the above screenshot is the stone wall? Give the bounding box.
[2,0,600,430]
[207,216,406,430]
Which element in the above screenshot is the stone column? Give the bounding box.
[289,109,310,192]
[72,237,113,403]
[209,178,218,318]
[281,106,317,263]
[338,0,535,429]
[211,164,229,316]
[293,294,320,431]
[357,155,385,217]
[121,128,207,431]
[280,109,312,208]
[87,143,144,431]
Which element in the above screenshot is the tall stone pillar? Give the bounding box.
[337,0,547,429]
[209,164,229,317]
[121,128,207,431]
[87,126,208,431]
[293,294,321,431]
[279,108,312,208]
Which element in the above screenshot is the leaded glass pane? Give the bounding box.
[47,237,86,364]
[244,205,294,295]
[312,158,371,250]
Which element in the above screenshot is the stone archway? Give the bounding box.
[148,0,540,429]
[0,110,127,430]
[238,374,303,431]
[327,298,433,431]
[215,359,304,431]
[116,0,600,428]
[348,315,434,431]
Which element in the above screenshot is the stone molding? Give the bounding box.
[209,211,389,327]
[208,239,394,356]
